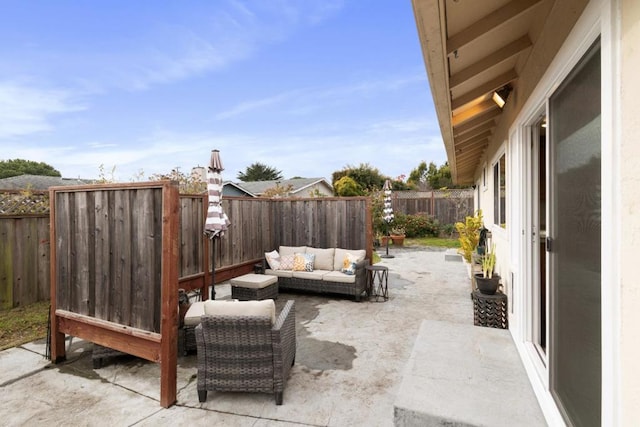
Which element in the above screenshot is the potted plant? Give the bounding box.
[378,232,389,247]
[455,210,483,281]
[390,226,405,246]
[474,243,501,295]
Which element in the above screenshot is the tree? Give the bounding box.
[407,161,429,186]
[408,161,463,189]
[331,163,385,193]
[149,168,206,194]
[0,159,61,179]
[237,162,283,182]
[334,176,363,196]
[262,183,293,198]
[427,162,454,189]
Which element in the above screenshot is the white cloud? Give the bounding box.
[0,82,85,138]
[214,73,427,120]
[61,0,346,93]
[215,90,301,120]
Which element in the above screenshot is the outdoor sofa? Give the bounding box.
[263,246,369,301]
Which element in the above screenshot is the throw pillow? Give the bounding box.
[293,253,315,271]
[341,253,358,275]
[265,250,280,270]
[341,261,357,275]
[302,253,315,271]
[342,253,359,269]
[293,253,306,271]
[278,254,295,270]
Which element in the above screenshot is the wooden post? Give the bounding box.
[160,182,179,408]
[365,197,373,262]
[202,193,211,301]
[49,188,66,363]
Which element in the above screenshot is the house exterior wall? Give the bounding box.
[293,182,334,197]
[222,185,251,197]
[468,0,639,424]
[619,0,640,423]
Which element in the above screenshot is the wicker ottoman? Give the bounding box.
[231,273,279,301]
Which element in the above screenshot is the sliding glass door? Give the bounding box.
[549,39,601,426]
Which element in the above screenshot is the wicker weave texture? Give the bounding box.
[273,259,369,301]
[180,326,197,355]
[231,282,279,300]
[195,300,296,404]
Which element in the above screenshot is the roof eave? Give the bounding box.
[412,0,459,183]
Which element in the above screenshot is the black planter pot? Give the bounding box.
[474,274,501,295]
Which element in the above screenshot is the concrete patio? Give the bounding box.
[0,247,545,426]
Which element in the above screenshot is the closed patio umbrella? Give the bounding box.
[204,149,230,299]
[380,179,394,259]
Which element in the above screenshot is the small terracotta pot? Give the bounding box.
[390,235,405,246]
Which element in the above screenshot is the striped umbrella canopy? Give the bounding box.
[382,179,394,225]
[204,149,230,239]
[380,179,395,258]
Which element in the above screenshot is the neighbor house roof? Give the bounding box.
[229,178,333,197]
[412,0,584,184]
[0,174,94,190]
[222,181,256,197]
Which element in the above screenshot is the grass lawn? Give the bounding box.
[0,300,49,351]
[405,236,460,248]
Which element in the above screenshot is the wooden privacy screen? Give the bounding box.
[49,181,180,408]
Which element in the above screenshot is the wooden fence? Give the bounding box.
[50,181,179,407]
[1,190,373,310]
[392,189,473,224]
[0,215,50,309]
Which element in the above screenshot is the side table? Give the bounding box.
[471,290,508,329]
[254,262,264,274]
[366,265,389,302]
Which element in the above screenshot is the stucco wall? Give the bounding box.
[620,0,640,423]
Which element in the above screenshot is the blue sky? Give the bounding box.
[0,0,445,182]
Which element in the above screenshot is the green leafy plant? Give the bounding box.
[481,243,496,278]
[455,210,483,263]
[392,212,440,238]
[441,223,455,238]
[391,226,405,236]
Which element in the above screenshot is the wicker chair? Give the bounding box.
[195,300,296,405]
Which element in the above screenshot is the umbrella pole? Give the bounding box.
[380,225,395,259]
[211,238,216,300]
[385,231,390,256]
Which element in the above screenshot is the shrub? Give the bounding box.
[441,223,456,238]
[393,212,440,238]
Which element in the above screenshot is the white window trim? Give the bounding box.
[490,149,508,240]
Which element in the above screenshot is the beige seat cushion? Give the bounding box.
[183,301,206,326]
[292,270,330,281]
[279,245,307,257]
[230,273,277,289]
[266,269,293,278]
[333,248,366,271]
[323,271,357,284]
[306,247,335,271]
[204,299,276,324]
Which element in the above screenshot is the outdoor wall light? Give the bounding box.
[492,85,512,108]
